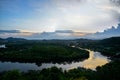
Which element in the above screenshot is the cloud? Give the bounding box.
[107,0,120,22]
[48,0,120,32]
[26,30,90,39]
[0,23,120,39]
[0,30,34,38]
[109,0,120,6]
[1,0,120,33]
[0,29,89,39]
[110,9,120,21]
[86,23,120,39]
[0,30,20,33]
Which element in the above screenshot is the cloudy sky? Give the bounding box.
[0,0,120,33]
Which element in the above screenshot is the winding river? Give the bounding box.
[0,49,110,72]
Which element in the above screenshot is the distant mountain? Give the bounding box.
[86,23,120,39]
[100,37,120,44]
[0,38,4,42]
[6,37,26,41]
[0,37,26,43]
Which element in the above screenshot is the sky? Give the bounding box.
[0,0,120,33]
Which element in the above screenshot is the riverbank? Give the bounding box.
[0,60,119,80]
[76,37,120,60]
[0,48,110,72]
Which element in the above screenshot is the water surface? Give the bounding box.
[0,49,110,72]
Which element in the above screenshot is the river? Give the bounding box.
[0,49,110,72]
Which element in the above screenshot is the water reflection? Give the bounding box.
[81,50,110,70]
[0,49,110,72]
[39,50,110,70]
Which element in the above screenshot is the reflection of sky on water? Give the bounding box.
[40,50,110,70]
[81,51,110,70]
[0,50,110,72]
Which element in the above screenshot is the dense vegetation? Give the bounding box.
[0,37,120,80]
[76,37,120,60]
[0,42,89,63]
